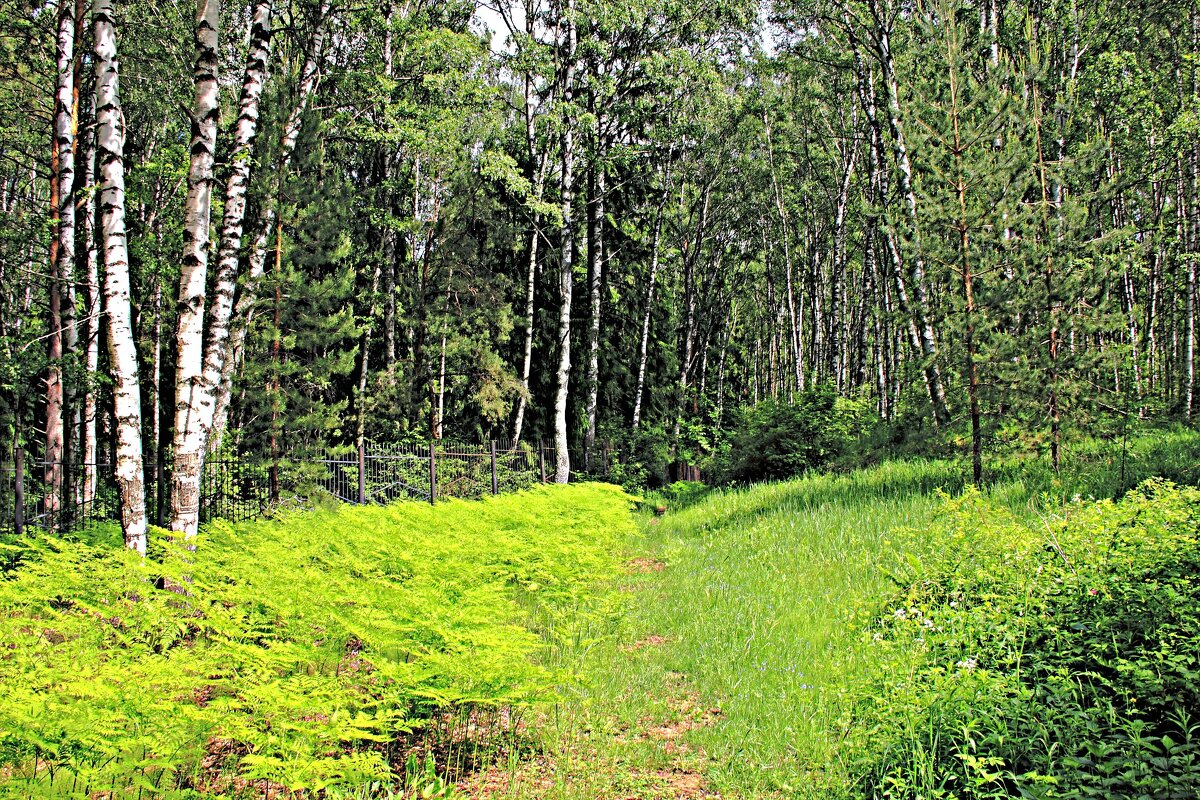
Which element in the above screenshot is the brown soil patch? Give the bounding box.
[651,768,721,798]
[623,634,669,652]
[457,669,725,799]
[626,557,666,573]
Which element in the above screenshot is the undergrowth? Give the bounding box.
[590,433,1200,799]
[851,480,1200,799]
[0,483,635,797]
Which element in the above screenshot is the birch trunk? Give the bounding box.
[207,1,329,455]
[95,0,147,552]
[763,112,803,393]
[46,0,78,520]
[512,61,547,443]
[866,1,951,426]
[1189,23,1198,419]
[552,0,577,483]
[631,189,666,430]
[81,119,100,506]
[512,204,540,443]
[583,166,604,467]
[673,185,709,443]
[831,106,859,392]
[170,0,221,536]
[195,0,273,459]
[852,44,933,411]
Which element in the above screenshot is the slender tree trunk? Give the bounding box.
[674,184,709,444]
[1189,138,1198,418]
[583,166,604,467]
[764,111,803,393]
[95,0,147,552]
[81,117,100,506]
[866,1,950,426]
[208,1,329,455]
[194,0,273,458]
[512,206,540,443]
[852,41,934,417]
[356,260,381,478]
[170,0,221,536]
[832,105,860,393]
[715,306,731,429]
[46,0,79,521]
[945,24,982,482]
[552,0,577,483]
[948,54,981,484]
[511,62,547,443]
[632,177,668,430]
[382,5,397,376]
[269,225,283,500]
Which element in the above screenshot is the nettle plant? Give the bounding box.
[850,481,1200,800]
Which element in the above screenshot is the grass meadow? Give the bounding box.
[513,429,1200,799]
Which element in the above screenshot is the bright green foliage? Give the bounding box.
[851,481,1200,799]
[711,386,853,484]
[564,434,1200,799]
[0,483,635,795]
[623,460,955,796]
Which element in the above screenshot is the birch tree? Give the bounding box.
[45,0,78,520]
[170,0,221,536]
[94,0,147,552]
[552,0,578,483]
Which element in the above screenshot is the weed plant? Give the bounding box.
[0,483,635,796]
[851,480,1200,798]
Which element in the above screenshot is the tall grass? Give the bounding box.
[567,429,1200,798]
[631,462,953,796]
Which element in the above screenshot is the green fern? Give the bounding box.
[0,483,636,795]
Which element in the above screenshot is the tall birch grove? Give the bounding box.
[4,0,1200,542]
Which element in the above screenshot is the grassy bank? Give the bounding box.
[527,430,1200,799]
[0,483,636,796]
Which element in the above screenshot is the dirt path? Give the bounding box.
[456,559,725,799]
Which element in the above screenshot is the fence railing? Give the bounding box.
[0,439,614,537]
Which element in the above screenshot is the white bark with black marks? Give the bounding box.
[94,0,147,552]
[171,0,221,536]
[192,0,272,462]
[207,0,330,456]
[552,0,577,483]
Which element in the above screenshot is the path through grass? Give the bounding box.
[473,461,956,799]
[504,435,1200,799]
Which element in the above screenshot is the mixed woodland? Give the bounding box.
[3,0,1200,547]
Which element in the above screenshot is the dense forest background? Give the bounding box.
[2,0,1198,545]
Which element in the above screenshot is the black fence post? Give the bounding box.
[14,445,24,536]
[490,440,498,496]
[357,441,366,505]
[538,439,546,484]
[428,442,437,505]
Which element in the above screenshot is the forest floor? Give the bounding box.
[3,431,1199,798]
[457,461,951,799]
[458,554,731,800]
[454,430,1200,799]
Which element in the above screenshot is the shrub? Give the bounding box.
[602,424,674,490]
[850,481,1200,799]
[713,386,848,484]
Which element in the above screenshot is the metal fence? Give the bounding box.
[0,438,614,537]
